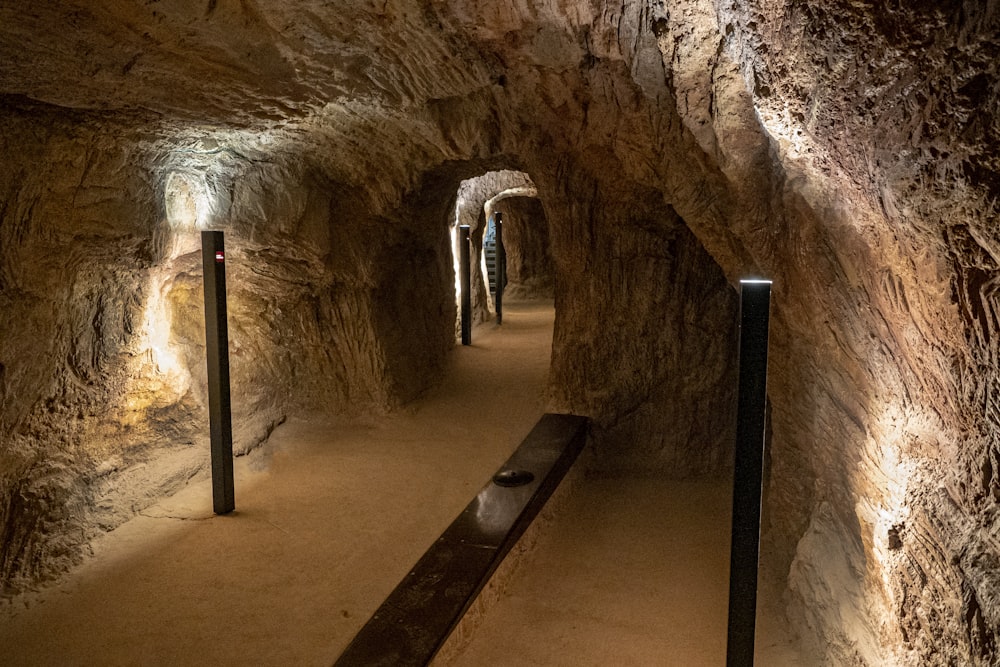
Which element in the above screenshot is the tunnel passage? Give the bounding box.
[447,163,739,481]
[0,118,742,600]
[4,1,1000,664]
[486,196,553,300]
[452,169,542,327]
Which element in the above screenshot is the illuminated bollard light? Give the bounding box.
[460,225,472,346]
[727,279,772,667]
[201,230,235,515]
[495,211,504,325]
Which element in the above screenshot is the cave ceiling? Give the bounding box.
[0,1,490,121]
[3,1,997,222]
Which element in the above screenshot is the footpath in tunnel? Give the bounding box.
[1,298,803,665]
[0,300,552,665]
[442,476,802,666]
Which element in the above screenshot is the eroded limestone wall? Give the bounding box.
[0,109,165,591]
[0,103,463,592]
[3,1,999,664]
[527,157,738,477]
[712,2,1000,663]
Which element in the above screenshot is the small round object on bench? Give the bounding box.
[492,469,535,487]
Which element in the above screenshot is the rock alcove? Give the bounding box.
[1,1,999,664]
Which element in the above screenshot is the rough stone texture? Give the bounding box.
[455,170,536,231]
[1,1,999,665]
[0,100,460,593]
[707,2,1000,664]
[540,165,738,477]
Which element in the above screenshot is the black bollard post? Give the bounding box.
[459,225,472,346]
[495,212,504,325]
[201,231,235,515]
[726,279,772,666]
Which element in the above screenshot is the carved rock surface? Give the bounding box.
[1,2,999,665]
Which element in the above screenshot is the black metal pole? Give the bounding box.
[726,279,771,666]
[459,225,472,346]
[726,280,771,667]
[495,212,504,325]
[201,231,235,515]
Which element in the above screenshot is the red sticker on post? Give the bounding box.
[215,251,225,263]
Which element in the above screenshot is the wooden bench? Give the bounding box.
[334,413,588,666]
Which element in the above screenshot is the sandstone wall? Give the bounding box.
[0,101,465,592]
[2,1,999,664]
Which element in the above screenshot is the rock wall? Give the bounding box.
[2,1,1000,664]
[540,163,739,477]
[0,100,465,592]
[0,108,166,591]
[712,2,1000,663]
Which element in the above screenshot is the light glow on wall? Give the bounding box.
[136,268,191,403]
[165,171,212,231]
[142,282,181,377]
[129,166,223,407]
[856,401,922,652]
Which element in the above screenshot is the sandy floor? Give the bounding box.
[1,302,554,665]
[1,299,806,666]
[445,477,806,666]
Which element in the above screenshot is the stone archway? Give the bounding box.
[452,170,545,325]
[484,193,552,300]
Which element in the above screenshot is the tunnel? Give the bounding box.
[2,1,1000,665]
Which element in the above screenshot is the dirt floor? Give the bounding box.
[1,299,805,666]
[443,477,806,666]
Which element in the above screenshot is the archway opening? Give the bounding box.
[484,194,553,301]
[450,169,551,336]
